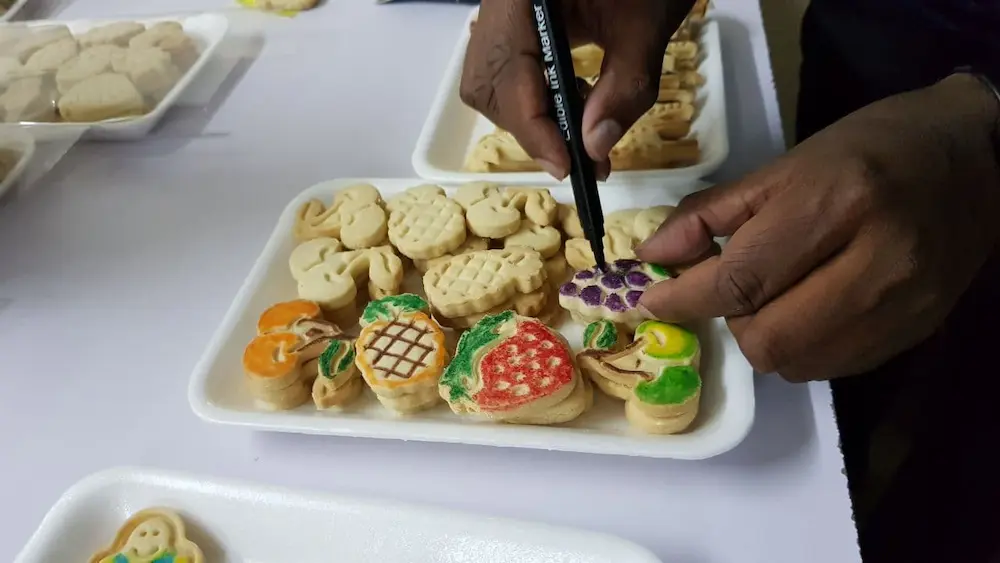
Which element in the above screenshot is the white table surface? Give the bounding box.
[0,0,860,561]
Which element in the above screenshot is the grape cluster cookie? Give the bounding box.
[558,259,672,330]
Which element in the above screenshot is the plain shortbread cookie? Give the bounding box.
[57,73,146,122]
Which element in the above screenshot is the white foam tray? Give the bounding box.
[5,13,229,141]
[0,0,30,23]
[0,126,34,199]
[16,467,663,563]
[190,178,755,460]
[412,12,729,186]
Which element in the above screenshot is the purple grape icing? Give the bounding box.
[600,272,625,289]
[580,285,604,306]
[626,290,643,307]
[559,282,579,297]
[605,293,626,312]
[626,271,652,288]
[559,260,673,318]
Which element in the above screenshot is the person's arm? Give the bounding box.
[637,72,1000,382]
[459,0,695,180]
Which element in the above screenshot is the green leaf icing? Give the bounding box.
[319,339,354,379]
[648,263,673,278]
[439,310,514,402]
[583,320,618,350]
[361,293,428,324]
[634,365,701,405]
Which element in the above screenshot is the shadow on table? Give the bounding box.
[709,15,787,183]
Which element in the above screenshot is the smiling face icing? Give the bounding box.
[97,517,190,563]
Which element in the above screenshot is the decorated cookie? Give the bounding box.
[312,337,363,409]
[626,364,702,434]
[385,184,467,259]
[578,319,701,433]
[243,300,343,410]
[559,259,671,330]
[423,248,547,318]
[89,508,203,563]
[440,310,590,424]
[289,238,404,325]
[355,294,448,414]
[294,183,388,249]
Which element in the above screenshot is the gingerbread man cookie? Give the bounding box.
[90,508,203,563]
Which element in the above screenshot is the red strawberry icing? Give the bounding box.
[474,319,574,412]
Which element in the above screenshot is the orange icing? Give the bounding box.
[257,300,322,334]
[356,312,447,390]
[243,332,300,378]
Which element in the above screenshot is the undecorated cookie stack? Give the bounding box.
[0,20,200,123]
[239,181,707,435]
[465,0,709,173]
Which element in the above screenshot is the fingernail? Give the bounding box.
[587,119,624,158]
[537,158,567,180]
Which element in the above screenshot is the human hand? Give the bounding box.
[637,74,1000,382]
[460,0,694,180]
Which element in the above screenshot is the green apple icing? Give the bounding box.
[439,310,514,402]
[361,293,428,324]
[583,320,618,350]
[634,320,699,361]
[634,365,701,405]
[319,339,355,379]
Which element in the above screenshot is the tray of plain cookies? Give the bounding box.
[190,179,755,460]
[0,13,228,139]
[15,468,663,562]
[412,0,727,187]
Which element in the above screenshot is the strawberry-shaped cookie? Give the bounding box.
[355,294,448,414]
[440,311,591,425]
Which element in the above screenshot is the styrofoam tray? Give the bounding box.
[190,178,755,460]
[0,126,34,199]
[16,467,663,563]
[5,13,229,141]
[0,0,30,23]
[412,12,729,186]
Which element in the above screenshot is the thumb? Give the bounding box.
[636,179,768,265]
[581,41,662,161]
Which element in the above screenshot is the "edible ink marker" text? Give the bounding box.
[534,4,571,141]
